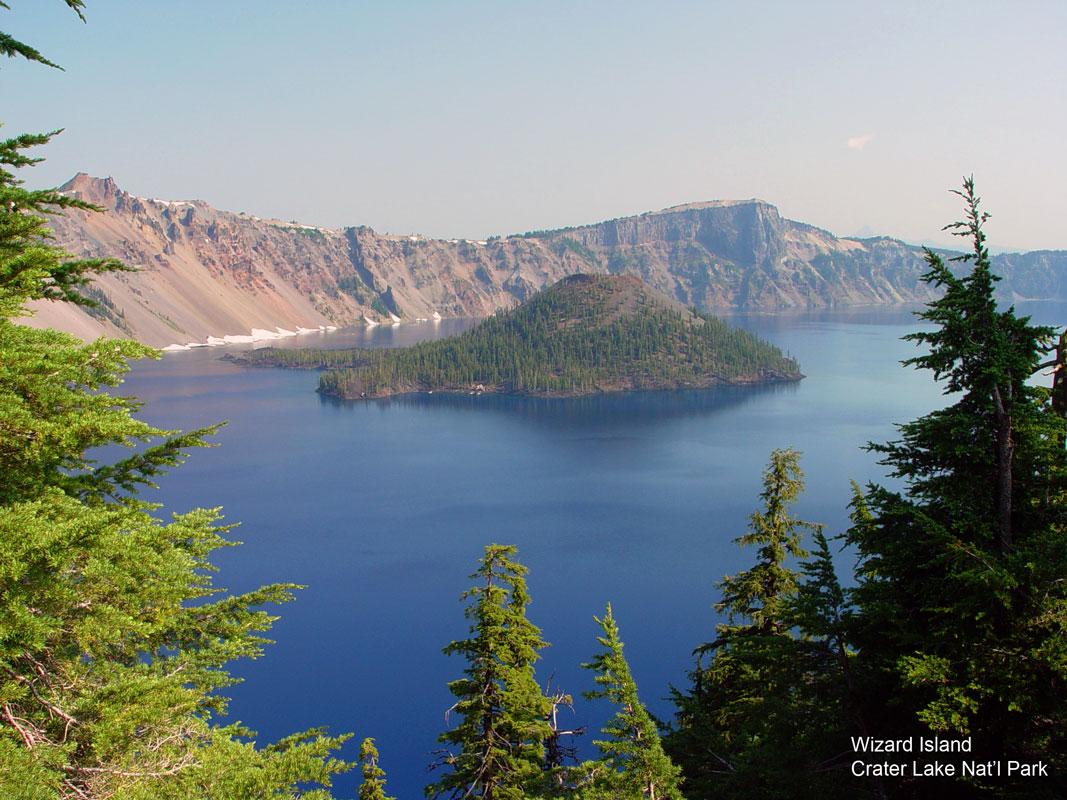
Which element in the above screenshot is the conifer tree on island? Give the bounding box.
[426,544,553,800]
[0,4,353,797]
[579,604,683,800]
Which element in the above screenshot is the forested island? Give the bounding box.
[236,274,803,399]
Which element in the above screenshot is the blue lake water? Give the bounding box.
[117,302,1065,798]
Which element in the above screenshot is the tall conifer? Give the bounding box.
[666,448,825,798]
[715,447,817,633]
[848,179,1067,794]
[580,604,683,800]
[426,544,553,800]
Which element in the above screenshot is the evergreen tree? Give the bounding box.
[1,5,353,797]
[782,518,875,797]
[426,544,553,800]
[579,604,683,800]
[665,448,825,799]
[715,447,817,634]
[358,738,395,800]
[1,1,85,70]
[847,179,1067,796]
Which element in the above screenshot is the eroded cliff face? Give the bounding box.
[25,175,1067,347]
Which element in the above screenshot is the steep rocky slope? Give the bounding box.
[24,174,1067,347]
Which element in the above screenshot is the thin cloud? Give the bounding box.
[847,134,875,151]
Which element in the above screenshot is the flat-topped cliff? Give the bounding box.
[24,174,1067,347]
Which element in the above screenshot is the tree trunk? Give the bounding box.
[991,383,1013,552]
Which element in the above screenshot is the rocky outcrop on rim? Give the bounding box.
[26,174,1067,347]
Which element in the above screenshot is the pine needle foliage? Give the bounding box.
[666,448,830,799]
[715,447,818,633]
[427,544,553,800]
[579,604,683,800]
[358,738,395,800]
[847,178,1067,795]
[1,1,86,70]
[1,5,354,796]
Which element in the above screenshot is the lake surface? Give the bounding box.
[118,302,1065,798]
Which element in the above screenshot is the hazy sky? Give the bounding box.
[4,1,1065,250]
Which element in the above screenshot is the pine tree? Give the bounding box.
[715,447,817,634]
[868,177,1060,555]
[359,738,395,800]
[579,604,683,800]
[847,178,1067,795]
[665,448,824,799]
[782,518,876,796]
[426,544,553,800]
[1,5,353,797]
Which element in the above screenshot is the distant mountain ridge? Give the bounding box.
[25,174,1067,347]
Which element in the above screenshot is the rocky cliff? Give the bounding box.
[24,174,1067,347]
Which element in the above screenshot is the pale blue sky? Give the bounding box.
[4,1,1065,250]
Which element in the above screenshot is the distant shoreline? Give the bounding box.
[160,323,340,352]
[318,369,805,401]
